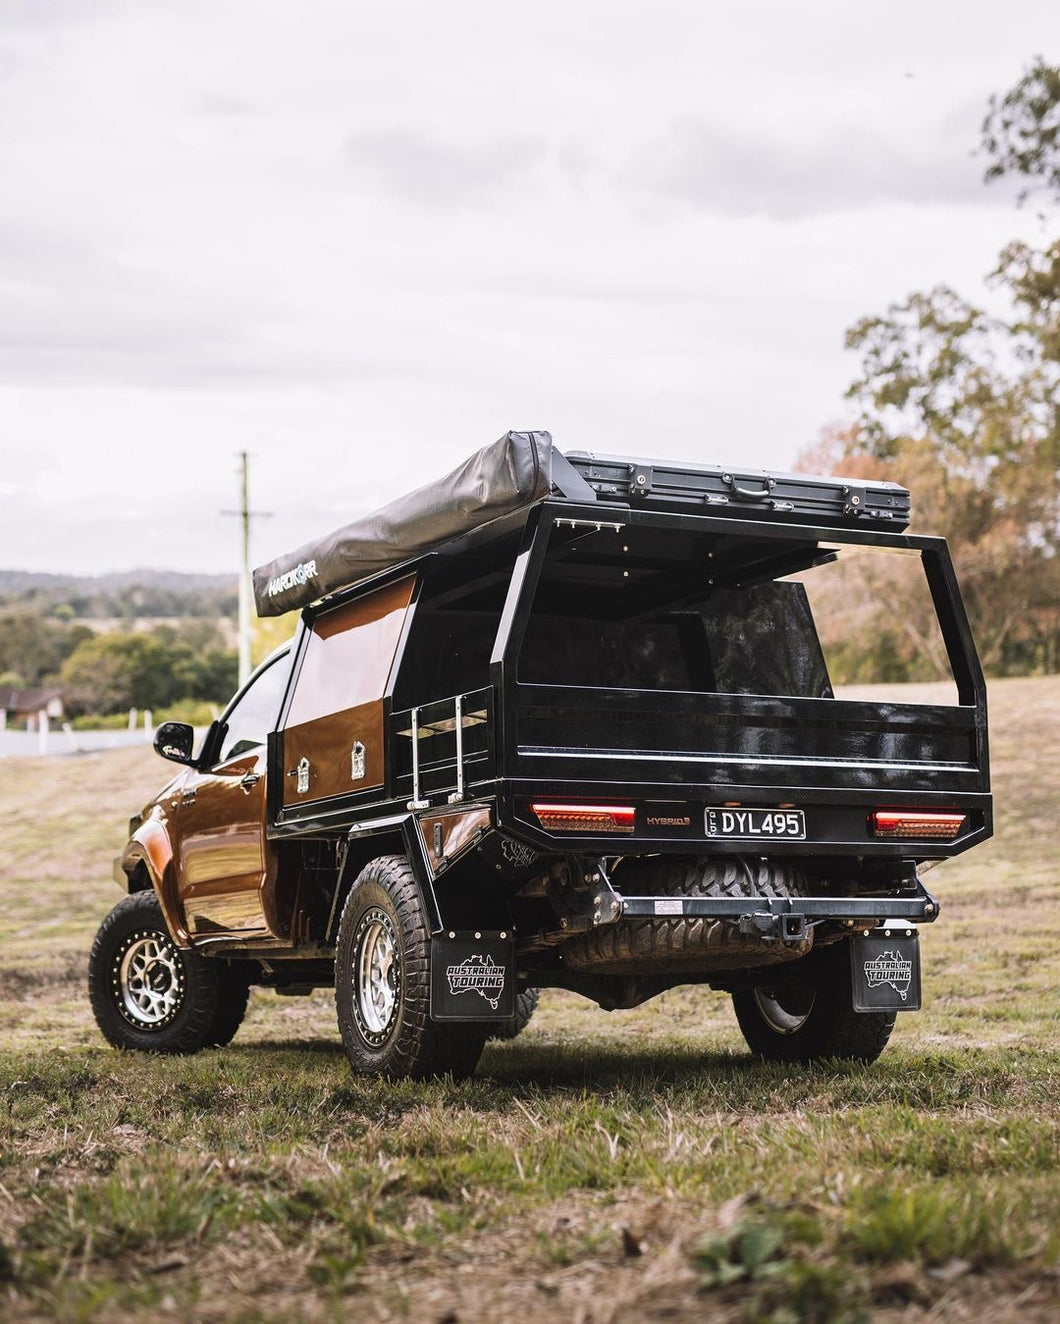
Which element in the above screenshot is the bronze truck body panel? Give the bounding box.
[121,807,188,944]
[420,805,492,871]
[283,700,385,804]
[280,576,414,807]
[173,749,273,938]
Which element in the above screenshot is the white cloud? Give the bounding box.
[623,117,999,218]
[344,130,549,207]
[0,0,1053,574]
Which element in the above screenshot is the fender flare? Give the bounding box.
[324,812,441,944]
[115,810,190,946]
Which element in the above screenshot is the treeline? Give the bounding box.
[0,611,237,718]
[802,58,1060,683]
[0,570,237,620]
[0,612,93,688]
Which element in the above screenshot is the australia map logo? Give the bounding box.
[863,950,913,1002]
[446,955,506,1010]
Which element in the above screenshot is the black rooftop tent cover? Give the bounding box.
[252,428,912,617]
[252,430,554,617]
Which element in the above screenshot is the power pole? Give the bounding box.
[222,452,271,687]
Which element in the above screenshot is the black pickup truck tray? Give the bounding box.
[564,451,911,530]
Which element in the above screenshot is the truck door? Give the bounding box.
[171,650,291,939]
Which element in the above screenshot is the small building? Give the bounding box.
[0,685,64,732]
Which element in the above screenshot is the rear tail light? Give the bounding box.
[531,803,636,834]
[871,810,965,840]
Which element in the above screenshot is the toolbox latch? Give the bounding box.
[630,465,653,496]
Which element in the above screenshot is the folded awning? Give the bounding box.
[252,430,553,617]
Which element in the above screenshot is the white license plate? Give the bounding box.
[705,808,806,840]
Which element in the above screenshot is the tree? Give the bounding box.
[60,634,176,716]
[59,626,239,717]
[982,57,1060,207]
[252,611,300,667]
[827,59,1060,677]
[174,645,238,702]
[0,611,92,686]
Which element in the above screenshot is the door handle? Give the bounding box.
[180,788,197,806]
[239,772,261,794]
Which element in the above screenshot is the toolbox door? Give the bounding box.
[279,575,415,810]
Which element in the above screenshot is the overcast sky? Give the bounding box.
[0,1,1054,576]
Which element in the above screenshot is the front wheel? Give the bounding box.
[334,856,489,1079]
[732,943,896,1064]
[88,891,249,1054]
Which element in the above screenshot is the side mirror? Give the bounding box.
[154,721,196,766]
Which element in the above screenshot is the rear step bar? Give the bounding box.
[522,869,941,953]
[617,893,937,947]
[616,893,938,923]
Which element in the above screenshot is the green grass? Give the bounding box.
[1,677,1059,1321]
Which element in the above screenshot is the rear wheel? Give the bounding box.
[88,891,248,1054]
[488,987,540,1041]
[335,856,489,1079]
[732,942,895,1063]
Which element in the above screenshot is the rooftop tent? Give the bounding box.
[252,430,555,617]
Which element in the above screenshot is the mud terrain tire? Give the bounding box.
[732,942,896,1063]
[559,857,812,975]
[335,855,489,1079]
[89,891,248,1054]
[488,987,540,1041]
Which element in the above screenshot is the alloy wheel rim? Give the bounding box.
[354,909,400,1045]
[114,930,184,1028]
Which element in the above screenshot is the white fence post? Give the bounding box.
[37,711,48,754]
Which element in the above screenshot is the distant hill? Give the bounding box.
[0,569,238,619]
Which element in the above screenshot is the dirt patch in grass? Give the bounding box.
[0,954,85,998]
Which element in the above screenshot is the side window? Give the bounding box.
[392,563,511,708]
[284,576,415,730]
[218,654,290,763]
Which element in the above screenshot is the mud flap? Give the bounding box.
[851,926,921,1012]
[430,932,516,1021]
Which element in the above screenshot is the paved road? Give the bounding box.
[0,728,152,758]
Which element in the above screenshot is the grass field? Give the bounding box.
[1,677,1058,1322]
